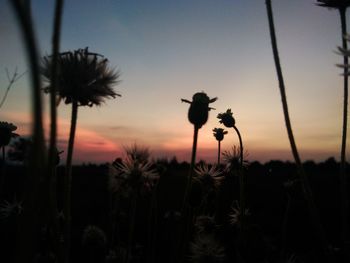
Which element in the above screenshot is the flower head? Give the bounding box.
[41,47,121,107]
[182,92,217,128]
[217,109,235,128]
[222,146,249,173]
[0,196,23,219]
[190,234,226,263]
[81,225,107,249]
[316,0,350,9]
[194,163,223,190]
[0,121,18,147]
[212,128,228,142]
[194,215,219,235]
[109,154,158,196]
[229,200,251,227]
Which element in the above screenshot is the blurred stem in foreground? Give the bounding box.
[10,1,47,262]
[47,1,64,262]
[265,0,330,258]
[339,7,349,260]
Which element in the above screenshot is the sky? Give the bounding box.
[0,0,348,164]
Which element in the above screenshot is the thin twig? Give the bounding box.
[0,68,26,108]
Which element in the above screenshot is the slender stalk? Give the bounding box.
[233,125,245,228]
[126,193,138,263]
[10,2,46,262]
[182,126,199,210]
[339,7,349,258]
[1,146,5,192]
[265,0,330,257]
[47,2,64,262]
[63,100,78,263]
[218,140,221,165]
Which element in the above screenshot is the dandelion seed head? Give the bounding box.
[194,164,223,190]
[0,197,23,219]
[81,225,107,249]
[195,215,219,235]
[41,47,121,107]
[190,234,226,263]
[229,201,251,227]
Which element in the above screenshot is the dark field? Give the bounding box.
[1,158,348,263]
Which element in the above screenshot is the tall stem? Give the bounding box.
[64,101,78,263]
[265,0,330,257]
[48,2,64,262]
[233,126,245,227]
[182,126,199,210]
[10,2,46,262]
[339,7,349,259]
[218,140,221,165]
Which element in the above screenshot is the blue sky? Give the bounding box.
[0,0,348,163]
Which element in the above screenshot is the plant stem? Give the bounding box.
[339,7,349,259]
[48,1,64,262]
[218,140,221,165]
[182,125,199,210]
[64,100,78,263]
[10,2,46,262]
[265,0,330,257]
[233,125,245,228]
[126,193,138,263]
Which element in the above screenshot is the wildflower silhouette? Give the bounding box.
[110,146,158,263]
[0,121,18,148]
[194,215,219,235]
[222,146,249,174]
[217,109,246,230]
[318,1,350,256]
[266,0,330,257]
[181,92,217,207]
[41,47,121,262]
[194,163,222,193]
[0,195,23,219]
[190,234,226,263]
[0,122,19,189]
[213,128,228,164]
[229,200,251,227]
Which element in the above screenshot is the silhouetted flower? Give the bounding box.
[217,109,235,128]
[0,196,22,219]
[229,200,251,227]
[194,215,219,235]
[194,163,223,190]
[316,0,350,9]
[182,92,217,128]
[0,121,18,147]
[212,128,228,142]
[110,155,158,196]
[41,47,121,107]
[82,225,107,249]
[222,146,249,173]
[125,144,150,163]
[190,234,226,263]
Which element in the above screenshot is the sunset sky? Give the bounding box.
[0,0,348,163]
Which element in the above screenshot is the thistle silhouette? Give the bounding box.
[213,128,228,165]
[181,92,217,207]
[265,0,330,257]
[317,1,350,257]
[217,109,246,229]
[41,47,120,262]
